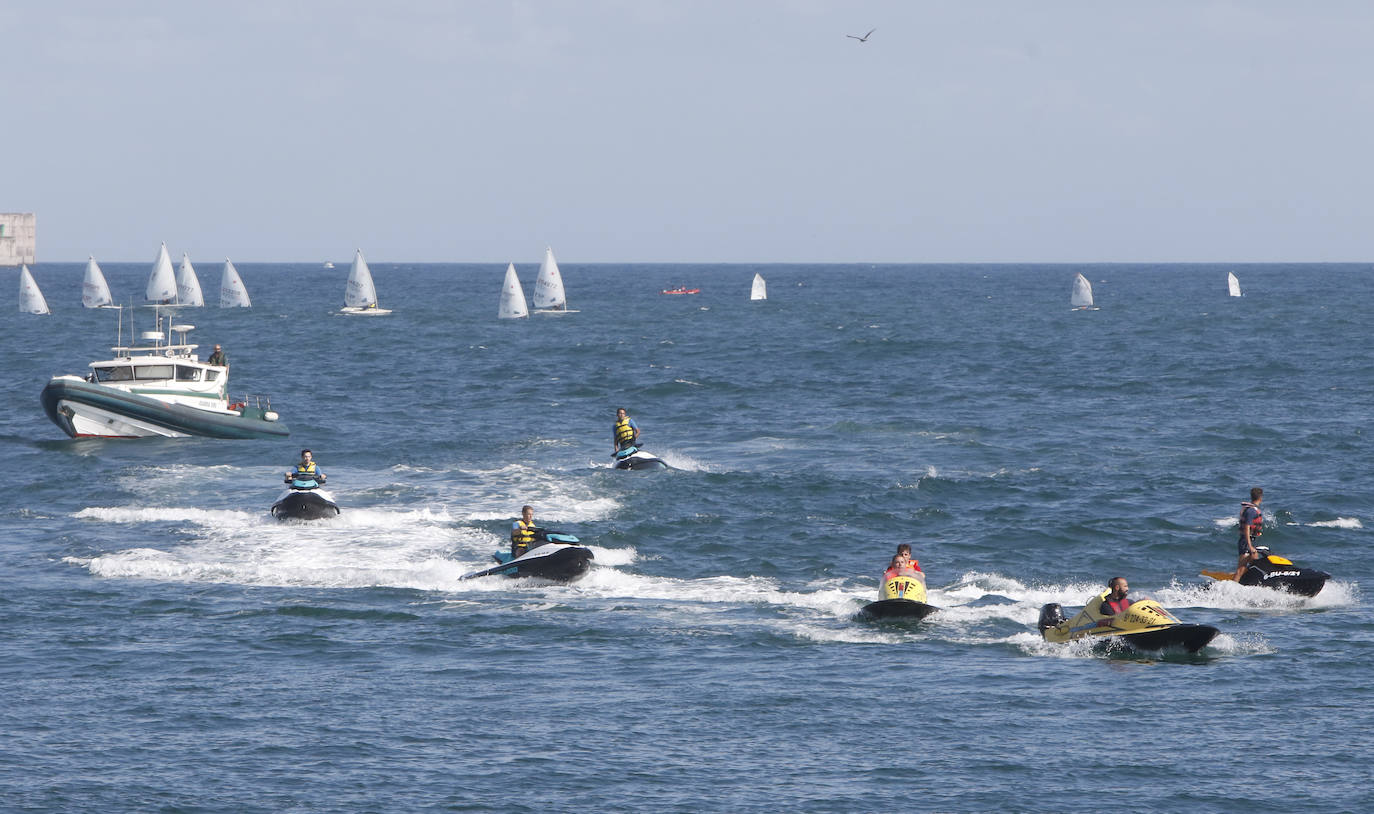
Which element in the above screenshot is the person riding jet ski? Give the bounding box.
[1038,577,1218,653]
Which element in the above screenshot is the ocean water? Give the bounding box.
[2,262,1370,813]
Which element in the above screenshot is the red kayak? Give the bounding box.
[660,286,700,295]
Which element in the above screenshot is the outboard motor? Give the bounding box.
[1038,603,1066,633]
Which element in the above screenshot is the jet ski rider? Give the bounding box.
[613,407,640,454]
[284,449,326,488]
[511,505,538,558]
[1099,577,1132,616]
[883,543,923,581]
[1235,487,1264,581]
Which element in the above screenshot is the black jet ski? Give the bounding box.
[270,477,340,521]
[1038,591,1218,653]
[612,446,667,471]
[1201,547,1330,597]
[858,568,939,621]
[461,530,593,583]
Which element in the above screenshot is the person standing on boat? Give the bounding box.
[613,407,640,453]
[284,449,325,487]
[1235,487,1265,580]
[206,344,227,367]
[1099,577,1132,615]
[511,505,538,558]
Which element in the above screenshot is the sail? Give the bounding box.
[533,246,567,310]
[498,263,529,319]
[82,256,115,308]
[345,248,378,308]
[1227,272,1242,297]
[176,253,205,306]
[146,243,177,303]
[750,272,767,301]
[220,258,252,307]
[19,265,50,314]
[1070,273,1094,308]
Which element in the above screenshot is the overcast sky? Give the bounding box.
[6,1,1374,263]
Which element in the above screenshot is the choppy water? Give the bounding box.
[2,262,1370,812]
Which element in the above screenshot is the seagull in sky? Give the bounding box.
[847,28,875,42]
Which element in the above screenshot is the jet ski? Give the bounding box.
[859,568,939,621]
[612,445,668,471]
[461,530,594,583]
[1038,591,1218,653]
[1201,547,1330,597]
[270,477,340,521]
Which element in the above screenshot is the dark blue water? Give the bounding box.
[3,262,1370,812]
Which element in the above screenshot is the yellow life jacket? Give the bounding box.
[511,519,536,554]
[293,461,318,478]
[614,416,637,448]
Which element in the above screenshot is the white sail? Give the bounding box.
[82,256,115,308]
[498,263,529,319]
[1070,273,1094,308]
[344,248,378,308]
[1227,271,1242,297]
[176,253,205,307]
[19,265,50,314]
[533,246,567,310]
[220,258,252,307]
[750,272,767,301]
[146,243,178,303]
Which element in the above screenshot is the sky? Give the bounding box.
[6,1,1374,263]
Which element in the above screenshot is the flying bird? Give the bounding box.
[847,28,876,42]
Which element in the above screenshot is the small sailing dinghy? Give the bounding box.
[219,259,252,307]
[145,243,178,306]
[533,246,577,313]
[19,265,50,315]
[1070,273,1097,310]
[340,249,391,315]
[498,263,529,319]
[1227,272,1242,297]
[750,272,767,301]
[82,256,118,309]
[176,253,205,307]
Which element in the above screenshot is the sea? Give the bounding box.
[2,261,1370,813]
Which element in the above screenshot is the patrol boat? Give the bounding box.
[41,311,288,440]
[858,567,939,620]
[1201,547,1330,597]
[1038,592,1218,653]
[461,530,594,583]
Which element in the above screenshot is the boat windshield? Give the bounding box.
[132,364,174,381]
[92,365,134,382]
[175,365,201,382]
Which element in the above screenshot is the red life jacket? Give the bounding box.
[1240,502,1263,538]
[1102,595,1132,615]
[884,564,921,581]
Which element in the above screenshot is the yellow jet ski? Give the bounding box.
[859,569,939,621]
[1037,591,1218,653]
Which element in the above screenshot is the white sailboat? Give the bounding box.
[498,263,529,319]
[1070,273,1096,310]
[19,265,50,315]
[220,259,252,308]
[82,256,118,309]
[1227,271,1242,297]
[341,249,391,315]
[146,243,178,305]
[176,253,205,307]
[532,246,577,313]
[750,272,767,301]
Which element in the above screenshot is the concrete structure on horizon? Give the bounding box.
[0,214,36,266]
